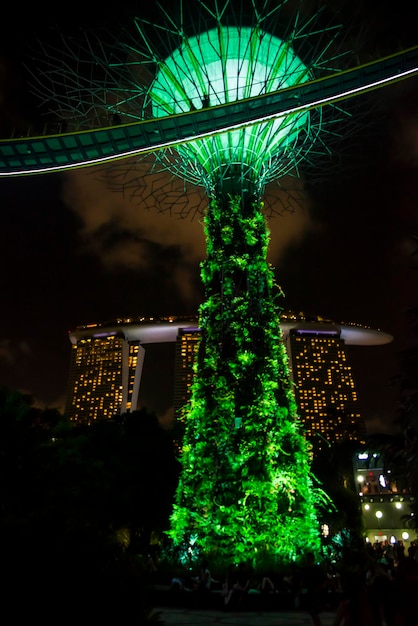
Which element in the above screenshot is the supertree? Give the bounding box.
[26,0,365,565]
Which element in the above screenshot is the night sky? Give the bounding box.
[0,1,417,434]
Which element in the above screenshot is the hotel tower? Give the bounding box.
[65,312,392,451]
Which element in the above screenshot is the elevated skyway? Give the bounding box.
[0,46,417,177]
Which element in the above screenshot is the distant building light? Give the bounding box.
[379,475,386,488]
[295,329,338,336]
[321,524,330,537]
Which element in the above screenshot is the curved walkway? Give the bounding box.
[1,47,417,176]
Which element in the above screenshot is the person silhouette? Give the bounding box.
[192,559,217,593]
[225,561,251,609]
[299,552,328,626]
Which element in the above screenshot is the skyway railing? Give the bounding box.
[0,46,417,177]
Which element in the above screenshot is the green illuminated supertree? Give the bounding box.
[27,0,357,564]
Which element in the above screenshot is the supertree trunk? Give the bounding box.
[169,190,325,565]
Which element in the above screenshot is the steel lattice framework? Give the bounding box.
[16,1,365,198]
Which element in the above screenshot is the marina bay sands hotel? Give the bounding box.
[65,312,392,450]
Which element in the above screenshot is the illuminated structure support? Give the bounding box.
[171,188,325,561]
[21,1,352,565]
[142,5,336,562]
[5,0,414,565]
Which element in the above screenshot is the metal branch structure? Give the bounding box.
[22,1,356,204]
[126,0,344,563]
[3,1,416,565]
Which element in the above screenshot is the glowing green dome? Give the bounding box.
[150,26,312,184]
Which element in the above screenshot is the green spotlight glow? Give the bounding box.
[151,26,311,182]
[168,193,327,565]
[145,5,332,566]
[25,0,343,566]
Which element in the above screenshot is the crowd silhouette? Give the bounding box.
[164,539,418,626]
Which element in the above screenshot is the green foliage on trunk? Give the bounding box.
[168,195,330,566]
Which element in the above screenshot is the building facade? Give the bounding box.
[173,327,200,423]
[65,329,145,423]
[66,313,417,549]
[65,312,391,451]
[65,316,196,423]
[353,449,416,551]
[286,325,365,450]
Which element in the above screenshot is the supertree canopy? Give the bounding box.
[26,0,358,565]
[148,24,312,196]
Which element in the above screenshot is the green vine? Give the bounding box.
[168,194,330,567]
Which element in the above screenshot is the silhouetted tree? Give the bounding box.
[0,390,175,620]
[312,440,364,542]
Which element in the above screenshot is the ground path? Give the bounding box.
[154,606,337,625]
